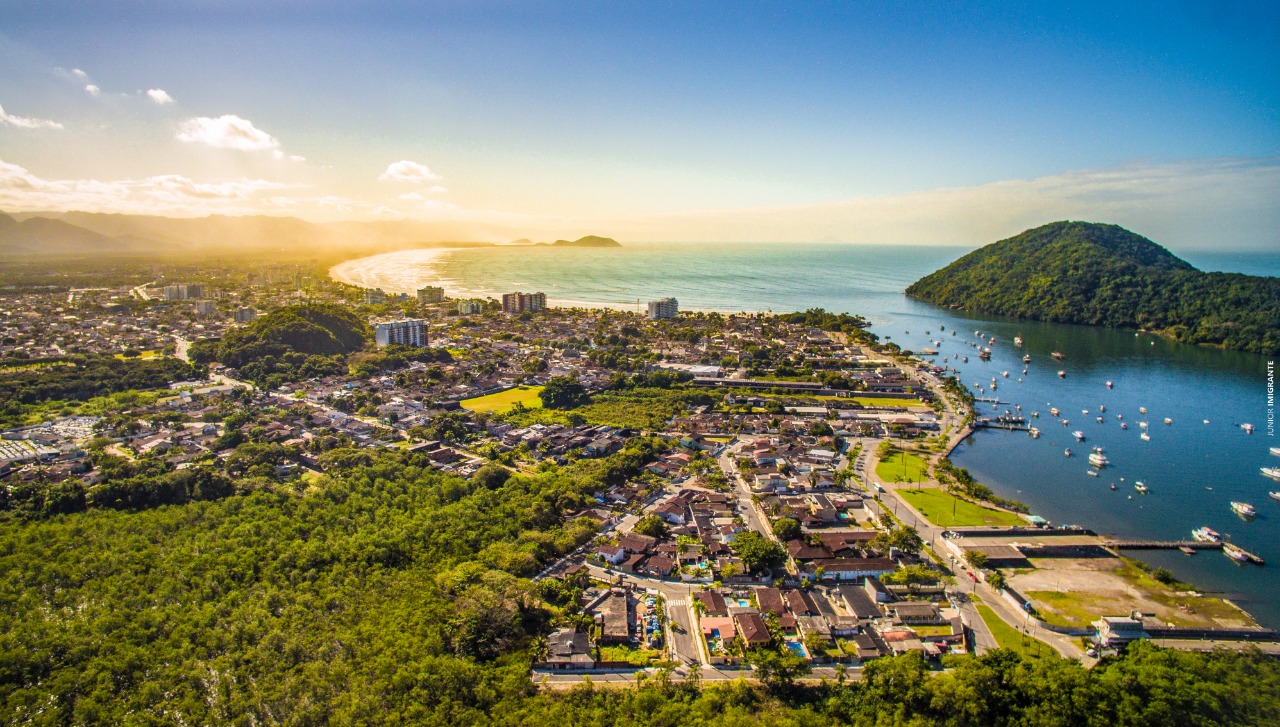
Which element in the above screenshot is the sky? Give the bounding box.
[1,1,1278,249]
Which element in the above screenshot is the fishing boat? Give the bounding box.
[1191,526,1220,543]
[1049,407,1060,416]
[1032,411,1039,418]
[1164,418,1172,425]
[1028,427,1040,439]
[1022,354,1031,364]
[1110,484,1117,491]
[1002,371,1009,378]
[1073,430,1085,441]
[1139,421,1149,430]
[1061,419,1070,426]
[1099,405,1105,413]
[1262,467,1280,480]
[1135,482,1149,493]
[1139,406,1147,414]
[1140,432,1151,441]
[1269,491,1280,503]
[1088,449,1108,467]
[1120,422,1128,430]
[1223,543,1252,563]
[1232,501,1257,519]
[1082,409,1090,415]
[1064,448,1072,457]
[1014,336,1023,347]
[1087,470,1099,477]
[1096,416,1104,423]
[1105,380,1113,389]
[1241,423,1254,433]
[962,356,968,363]
[1057,370,1066,378]
[1051,352,1065,360]
[1270,446,1280,456]
[979,349,991,361]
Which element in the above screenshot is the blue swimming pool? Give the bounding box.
[786,641,806,657]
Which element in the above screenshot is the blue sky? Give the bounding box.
[1,1,1277,248]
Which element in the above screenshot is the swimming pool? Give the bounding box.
[786,641,806,657]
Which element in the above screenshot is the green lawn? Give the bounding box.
[875,451,931,483]
[975,604,1059,661]
[460,385,544,413]
[1024,590,1104,629]
[849,396,930,410]
[898,487,1026,527]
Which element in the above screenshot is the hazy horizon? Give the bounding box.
[3,2,1279,250]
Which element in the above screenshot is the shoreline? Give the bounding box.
[328,247,797,316]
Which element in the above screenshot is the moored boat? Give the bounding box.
[1262,467,1280,481]
[1051,351,1065,360]
[1073,430,1085,441]
[1135,482,1149,493]
[1270,446,1280,456]
[1223,543,1250,563]
[1191,526,1220,543]
[1057,370,1066,378]
[1269,491,1280,503]
[1232,501,1257,519]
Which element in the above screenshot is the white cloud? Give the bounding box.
[146,89,174,105]
[0,158,298,216]
[0,103,63,130]
[176,114,280,151]
[84,84,101,96]
[398,191,425,201]
[71,68,88,79]
[379,159,442,183]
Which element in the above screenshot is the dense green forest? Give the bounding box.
[3,443,1278,724]
[190,303,369,386]
[905,221,1280,355]
[0,354,196,407]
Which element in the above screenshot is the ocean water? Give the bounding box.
[332,242,1280,627]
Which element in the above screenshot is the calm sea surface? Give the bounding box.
[332,242,1280,626]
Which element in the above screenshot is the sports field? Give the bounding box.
[460,385,544,413]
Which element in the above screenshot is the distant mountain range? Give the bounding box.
[906,221,1280,355]
[0,210,522,259]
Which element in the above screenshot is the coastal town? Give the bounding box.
[4,260,1276,690]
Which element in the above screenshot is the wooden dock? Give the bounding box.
[1103,540,1221,551]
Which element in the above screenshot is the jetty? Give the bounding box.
[1104,539,1221,551]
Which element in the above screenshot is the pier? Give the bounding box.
[1103,539,1221,551]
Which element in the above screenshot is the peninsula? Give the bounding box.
[906,221,1280,355]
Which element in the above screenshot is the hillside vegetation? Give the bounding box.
[905,221,1280,355]
[190,303,368,386]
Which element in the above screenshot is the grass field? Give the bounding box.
[849,396,929,410]
[1024,590,1106,629]
[875,451,931,482]
[460,385,544,413]
[113,349,164,360]
[899,487,1026,527]
[975,604,1059,661]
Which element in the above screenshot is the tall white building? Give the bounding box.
[417,286,445,304]
[374,319,429,348]
[647,297,678,320]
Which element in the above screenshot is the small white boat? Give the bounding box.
[1028,427,1040,439]
[1191,526,1220,543]
[1073,431,1086,441]
[1082,409,1090,415]
[1269,491,1280,503]
[1139,406,1148,415]
[1204,420,1210,425]
[1096,416,1104,423]
[1135,482,1149,493]
[1014,336,1023,347]
[1087,470,1099,477]
[1105,380,1113,389]
[1223,543,1251,563]
[1050,407,1060,416]
[1140,432,1151,441]
[1064,448,1072,457]
[1120,422,1128,430]
[1262,467,1280,480]
[1164,418,1172,425]
[1240,423,1253,433]
[1139,421,1149,430]
[1271,446,1280,456]
[1099,405,1106,413]
[1057,370,1066,378]
[1232,501,1257,519]
[1089,452,1108,467]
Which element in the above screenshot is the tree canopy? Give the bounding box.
[906,221,1280,355]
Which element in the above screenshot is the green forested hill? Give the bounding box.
[905,222,1280,355]
[3,445,1280,724]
